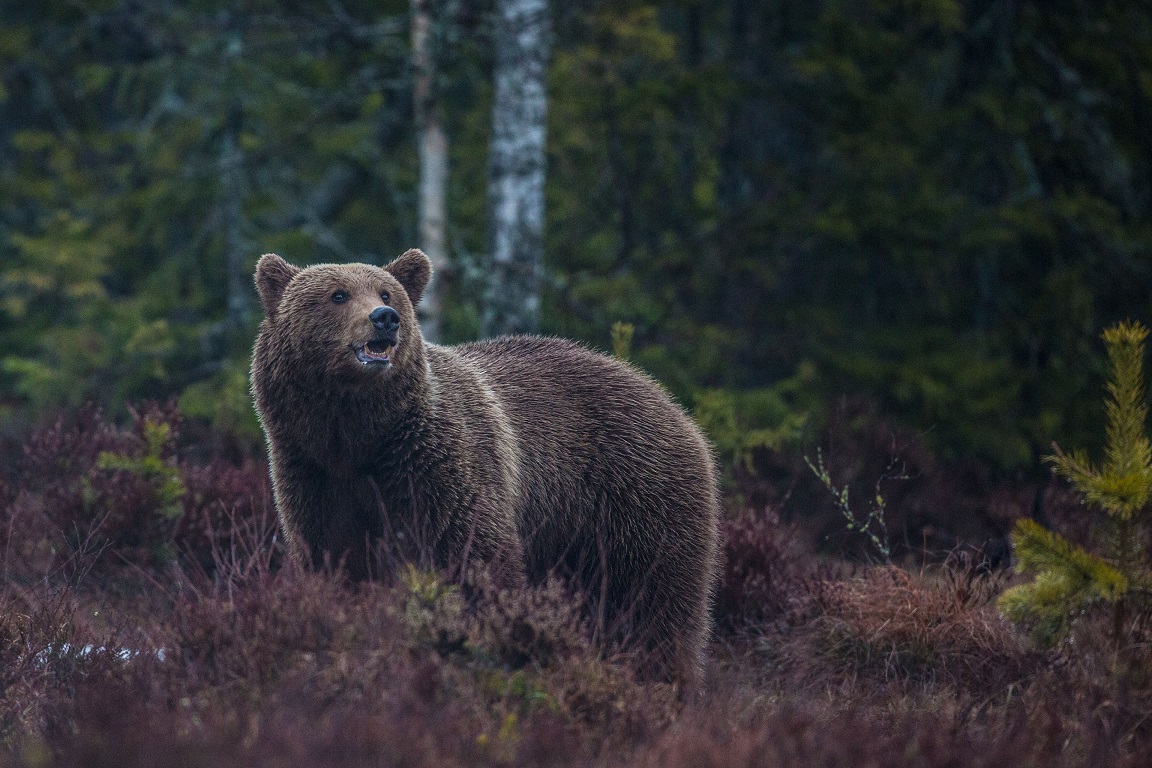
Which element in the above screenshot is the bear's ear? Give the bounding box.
[384,248,432,306]
[255,253,301,318]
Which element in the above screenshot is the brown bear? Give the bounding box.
[251,248,719,683]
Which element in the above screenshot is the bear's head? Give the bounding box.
[254,249,432,381]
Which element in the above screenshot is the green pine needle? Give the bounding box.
[999,519,1128,644]
[1006,321,1152,647]
[1008,519,1127,599]
[1048,321,1152,521]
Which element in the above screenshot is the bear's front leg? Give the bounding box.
[268,452,384,579]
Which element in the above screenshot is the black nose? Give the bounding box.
[369,305,400,332]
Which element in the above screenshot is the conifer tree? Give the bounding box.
[999,321,1152,647]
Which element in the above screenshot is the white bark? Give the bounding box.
[411,0,449,342]
[484,0,550,337]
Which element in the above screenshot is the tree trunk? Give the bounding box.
[221,100,250,340]
[411,0,449,342]
[483,0,550,337]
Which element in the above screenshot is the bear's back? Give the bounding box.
[434,335,717,584]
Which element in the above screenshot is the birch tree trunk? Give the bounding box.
[483,0,550,337]
[411,0,449,342]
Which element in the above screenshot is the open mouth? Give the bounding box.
[353,339,395,366]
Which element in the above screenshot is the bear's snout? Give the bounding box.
[370,306,400,333]
[351,305,401,367]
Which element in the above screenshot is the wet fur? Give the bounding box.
[251,249,720,683]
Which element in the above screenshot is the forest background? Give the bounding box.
[3,0,1152,503]
[5,1,1152,764]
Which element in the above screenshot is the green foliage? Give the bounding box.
[396,565,468,655]
[1048,322,1152,522]
[999,322,1152,647]
[610,321,634,360]
[556,0,1152,469]
[95,417,186,522]
[176,363,263,445]
[833,330,1034,468]
[999,519,1128,646]
[0,1,415,429]
[694,363,816,472]
[2,0,1152,473]
[1,212,120,414]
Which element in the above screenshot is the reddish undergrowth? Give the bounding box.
[1,404,1150,766]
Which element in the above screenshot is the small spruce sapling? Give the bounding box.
[999,321,1152,647]
[94,416,187,561]
[96,417,186,522]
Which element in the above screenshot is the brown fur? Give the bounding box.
[251,249,720,683]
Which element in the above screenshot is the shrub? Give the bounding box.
[0,586,126,750]
[1,402,274,585]
[714,506,809,633]
[1000,321,1152,648]
[168,562,401,700]
[468,571,592,670]
[693,366,814,475]
[6,400,1152,766]
[735,399,1020,564]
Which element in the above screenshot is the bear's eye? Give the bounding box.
[331,290,349,304]
[380,291,390,303]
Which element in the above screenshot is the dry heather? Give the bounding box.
[1,405,1151,766]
